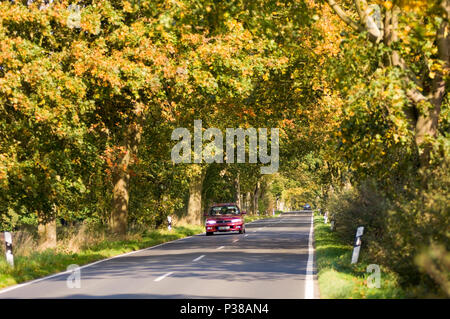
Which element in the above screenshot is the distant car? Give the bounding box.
[303,204,311,210]
[204,203,246,236]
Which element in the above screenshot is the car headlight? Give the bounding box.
[206,220,216,225]
[231,218,242,223]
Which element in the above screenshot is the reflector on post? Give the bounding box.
[4,232,14,267]
[351,226,364,264]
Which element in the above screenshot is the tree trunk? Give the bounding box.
[267,192,275,215]
[111,152,130,235]
[326,1,449,168]
[244,192,250,212]
[249,191,255,215]
[415,14,448,167]
[110,124,141,235]
[415,108,440,167]
[252,181,261,215]
[383,5,446,167]
[234,172,241,207]
[38,218,56,249]
[186,166,205,225]
[37,205,57,248]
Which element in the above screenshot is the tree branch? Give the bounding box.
[326,0,365,33]
[326,0,381,42]
[439,0,450,64]
[431,18,449,107]
[354,0,367,23]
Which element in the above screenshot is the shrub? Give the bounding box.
[326,180,388,246]
[379,160,450,294]
[325,160,449,297]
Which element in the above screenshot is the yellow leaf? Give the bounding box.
[383,1,393,10]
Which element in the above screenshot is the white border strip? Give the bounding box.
[304,213,315,299]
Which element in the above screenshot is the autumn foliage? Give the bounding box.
[0,0,448,296]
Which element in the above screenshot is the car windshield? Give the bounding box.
[209,205,240,216]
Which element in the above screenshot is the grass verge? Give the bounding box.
[0,225,203,290]
[314,213,407,298]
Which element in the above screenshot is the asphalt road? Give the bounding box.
[0,211,319,299]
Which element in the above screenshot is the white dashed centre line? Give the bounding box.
[192,255,205,262]
[154,272,174,282]
[217,246,225,250]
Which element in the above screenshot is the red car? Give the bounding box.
[205,203,246,236]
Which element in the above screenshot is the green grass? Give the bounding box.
[0,225,203,290]
[314,214,406,299]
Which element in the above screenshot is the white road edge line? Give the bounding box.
[154,272,174,282]
[192,255,205,262]
[0,232,205,295]
[304,213,315,299]
[217,246,225,250]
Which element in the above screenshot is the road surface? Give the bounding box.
[0,211,319,299]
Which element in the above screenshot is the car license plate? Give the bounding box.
[218,226,230,230]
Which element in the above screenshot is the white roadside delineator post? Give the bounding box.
[351,226,364,264]
[4,232,14,267]
[167,215,172,231]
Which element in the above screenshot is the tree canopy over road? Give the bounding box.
[0,0,448,296]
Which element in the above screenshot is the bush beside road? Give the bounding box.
[314,213,407,299]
